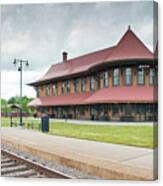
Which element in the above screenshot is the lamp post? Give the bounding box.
[13,58,29,127]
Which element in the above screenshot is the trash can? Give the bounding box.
[41,116,49,132]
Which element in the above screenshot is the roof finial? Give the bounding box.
[128,25,131,30]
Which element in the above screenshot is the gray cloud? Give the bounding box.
[1,1,157,99]
[1,1,154,72]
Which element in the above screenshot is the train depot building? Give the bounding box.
[29,27,158,122]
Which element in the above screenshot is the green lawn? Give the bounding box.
[49,122,157,149]
[1,117,157,149]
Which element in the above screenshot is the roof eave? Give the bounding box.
[28,57,154,86]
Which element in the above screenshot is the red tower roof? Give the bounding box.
[106,27,153,61]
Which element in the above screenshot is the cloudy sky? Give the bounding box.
[1,1,156,100]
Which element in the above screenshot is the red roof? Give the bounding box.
[28,92,92,107]
[37,46,115,83]
[105,28,153,62]
[29,27,154,85]
[29,86,155,107]
[85,86,156,104]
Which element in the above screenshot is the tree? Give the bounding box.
[1,98,11,114]
[2,96,35,115]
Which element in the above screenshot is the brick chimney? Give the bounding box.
[62,51,68,62]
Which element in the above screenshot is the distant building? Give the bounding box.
[28,26,158,121]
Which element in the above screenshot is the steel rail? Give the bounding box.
[1,148,73,178]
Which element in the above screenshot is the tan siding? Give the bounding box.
[100,72,104,89]
[133,66,137,86]
[39,85,44,97]
[86,77,90,92]
[70,79,74,94]
[120,68,123,86]
[109,70,113,87]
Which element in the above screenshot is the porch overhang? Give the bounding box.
[28,86,157,107]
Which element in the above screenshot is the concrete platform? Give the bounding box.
[1,127,157,180]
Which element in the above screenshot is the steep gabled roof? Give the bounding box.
[106,26,153,61]
[29,26,154,85]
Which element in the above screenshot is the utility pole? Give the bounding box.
[13,59,29,127]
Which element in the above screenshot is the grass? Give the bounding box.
[49,122,157,149]
[1,117,157,149]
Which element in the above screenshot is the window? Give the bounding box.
[52,83,57,95]
[46,85,51,96]
[103,71,109,87]
[125,68,132,85]
[137,68,144,85]
[149,68,154,85]
[62,81,70,94]
[74,78,80,93]
[112,104,119,116]
[66,80,70,94]
[61,81,65,94]
[90,76,95,91]
[124,104,133,115]
[99,104,108,116]
[81,78,87,92]
[113,68,120,86]
[36,87,40,97]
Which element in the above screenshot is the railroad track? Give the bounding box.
[1,149,72,178]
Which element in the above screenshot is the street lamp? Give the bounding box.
[13,58,29,127]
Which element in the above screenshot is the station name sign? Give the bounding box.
[138,65,150,69]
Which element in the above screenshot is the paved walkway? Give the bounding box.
[1,127,157,180]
